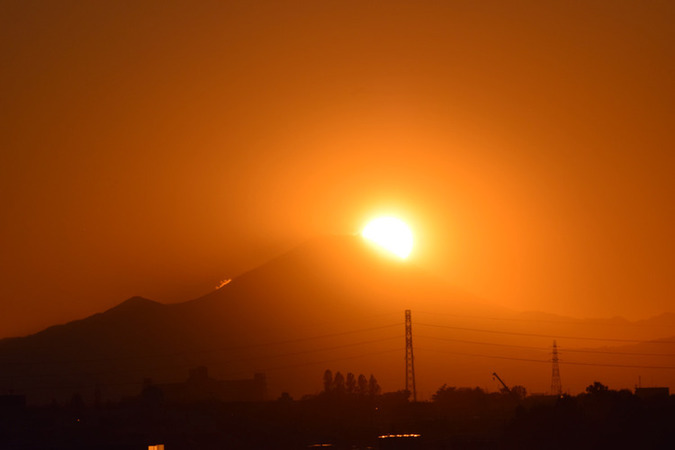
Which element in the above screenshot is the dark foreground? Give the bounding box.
[1,388,674,449]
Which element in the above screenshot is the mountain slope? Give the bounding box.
[1,235,673,404]
[1,235,472,403]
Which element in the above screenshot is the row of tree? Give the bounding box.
[322,369,380,396]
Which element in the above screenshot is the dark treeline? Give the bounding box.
[1,380,673,449]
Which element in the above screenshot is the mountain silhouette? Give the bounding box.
[179,235,492,339]
[1,235,673,404]
[0,235,470,403]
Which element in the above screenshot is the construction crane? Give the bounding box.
[492,372,511,394]
[492,372,527,404]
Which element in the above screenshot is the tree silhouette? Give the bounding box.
[368,374,380,396]
[357,374,368,396]
[511,385,527,400]
[586,381,609,395]
[69,392,84,411]
[323,369,333,393]
[345,372,356,394]
[322,370,382,398]
[334,371,345,395]
[432,384,455,402]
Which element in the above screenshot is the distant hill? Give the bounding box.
[1,235,673,404]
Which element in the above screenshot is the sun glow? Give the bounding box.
[361,217,414,259]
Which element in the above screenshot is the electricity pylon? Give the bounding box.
[405,309,417,402]
[551,340,562,396]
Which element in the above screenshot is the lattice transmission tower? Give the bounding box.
[405,309,417,402]
[551,340,562,396]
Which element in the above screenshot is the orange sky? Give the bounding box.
[1,1,674,338]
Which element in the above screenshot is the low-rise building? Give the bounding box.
[145,367,267,403]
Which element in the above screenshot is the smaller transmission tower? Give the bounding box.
[551,340,562,396]
[405,309,417,402]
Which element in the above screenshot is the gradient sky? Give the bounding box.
[2,1,674,338]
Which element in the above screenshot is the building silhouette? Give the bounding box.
[146,367,267,403]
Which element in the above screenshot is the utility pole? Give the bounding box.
[405,309,417,402]
[551,340,562,396]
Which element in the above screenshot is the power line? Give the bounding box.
[416,322,675,344]
[1,323,402,367]
[416,334,549,353]
[418,347,675,370]
[416,334,675,357]
[418,346,549,365]
[1,335,403,381]
[560,360,675,370]
[17,347,403,393]
[241,348,402,375]
[194,336,402,371]
[0,312,402,352]
[415,310,675,329]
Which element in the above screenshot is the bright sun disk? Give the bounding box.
[361,217,414,259]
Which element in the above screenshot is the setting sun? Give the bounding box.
[361,217,414,259]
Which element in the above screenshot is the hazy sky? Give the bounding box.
[2,1,674,338]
